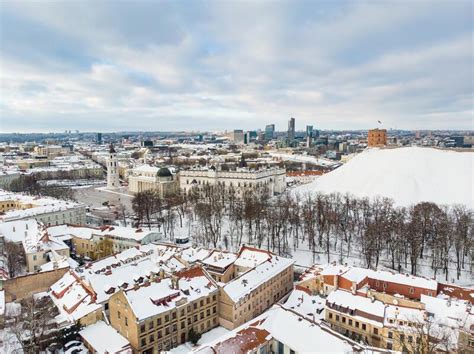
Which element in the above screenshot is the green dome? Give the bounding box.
[157,167,172,177]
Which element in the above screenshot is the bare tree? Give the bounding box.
[4,240,26,278]
[7,295,60,353]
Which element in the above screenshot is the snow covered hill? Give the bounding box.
[294,147,473,208]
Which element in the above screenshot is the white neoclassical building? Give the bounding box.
[128,165,179,197]
[180,166,286,196]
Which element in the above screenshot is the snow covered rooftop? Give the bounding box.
[421,294,473,331]
[80,320,131,354]
[46,224,161,242]
[179,247,212,264]
[198,305,368,353]
[326,290,386,326]
[293,147,474,208]
[223,255,294,302]
[234,246,272,269]
[0,219,40,243]
[201,250,237,269]
[123,267,217,320]
[0,189,85,221]
[282,287,325,322]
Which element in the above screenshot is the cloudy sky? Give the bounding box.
[0,1,472,132]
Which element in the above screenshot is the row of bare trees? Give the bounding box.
[132,185,472,281]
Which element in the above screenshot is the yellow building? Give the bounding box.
[218,250,294,329]
[109,266,219,353]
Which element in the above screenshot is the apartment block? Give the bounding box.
[109,266,219,353]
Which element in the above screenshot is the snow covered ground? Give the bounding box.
[293,147,473,208]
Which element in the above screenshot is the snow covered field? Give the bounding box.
[294,147,473,208]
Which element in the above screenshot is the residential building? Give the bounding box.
[218,247,294,329]
[109,266,219,353]
[197,303,376,353]
[0,190,86,225]
[80,320,132,353]
[200,250,237,283]
[47,224,162,260]
[298,263,438,300]
[0,219,71,272]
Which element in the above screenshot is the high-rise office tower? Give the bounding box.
[265,124,275,140]
[287,117,296,145]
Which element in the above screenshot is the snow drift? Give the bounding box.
[293,147,473,208]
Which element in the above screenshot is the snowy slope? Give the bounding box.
[294,147,473,208]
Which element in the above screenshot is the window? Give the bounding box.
[374,328,378,335]
[125,317,128,326]
[342,317,346,324]
[117,311,121,319]
[409,287,414,294]
[213,306,217,314]
[149,334,154,342]
[141,338,146,347]
[362,324,366,331]
[181,321,185,329]
[157,318,162,326]
[172,312,177,320]
[388,331,393,339]
[348,319,352,326]
[355,322,359,328]
[336,315,339,322]
[408,336,413,343]
[329,313,333,319]
[165,315,169,322]
[400,334,405,342]
[194,303,197,310]
[157,330,162,339]
[387,343,392,350]
[140,324,145,333]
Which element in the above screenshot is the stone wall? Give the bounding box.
[4,268,68,302]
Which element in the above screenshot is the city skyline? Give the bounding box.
[1,1,473,132]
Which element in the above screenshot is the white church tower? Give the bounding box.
[107,143,120,189]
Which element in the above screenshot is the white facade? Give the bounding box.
[106,147,120,189]
[128,165,179,197]
[180,167,286,196]
[0,190,86,225]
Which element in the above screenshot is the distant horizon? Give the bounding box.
[1,127,473,136]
